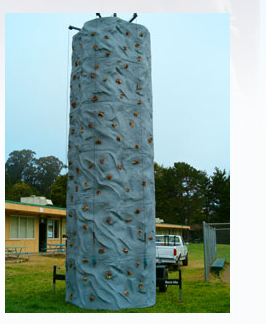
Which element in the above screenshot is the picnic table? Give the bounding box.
[5,246,30,261]
[42,244,66,255]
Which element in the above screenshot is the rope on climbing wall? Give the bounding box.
[92,18,98,265]
[135,18,147,269]
[65,29,71,171]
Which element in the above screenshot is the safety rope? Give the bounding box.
[65,29,70,172]
[135,19,147,269]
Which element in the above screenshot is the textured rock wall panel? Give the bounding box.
[65,17,155,310]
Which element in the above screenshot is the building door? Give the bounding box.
[39,218,47,252]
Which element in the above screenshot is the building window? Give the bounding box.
[62,219,66,237]
[10,216,35,239]
[47,219,59,238]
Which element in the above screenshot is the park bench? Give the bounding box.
[41,244,66,255]
[5,247,30,261]
[211,258,226,275]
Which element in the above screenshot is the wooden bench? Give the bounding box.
[211,258,226,275]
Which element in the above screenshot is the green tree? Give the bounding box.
[155,162,209,225]
[34,156,66,197]
[5,150,36,185]
[209,168,230,223]
[50,174,67,207]
[11,183,34,202]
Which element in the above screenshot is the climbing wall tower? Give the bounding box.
[66,16,155,310]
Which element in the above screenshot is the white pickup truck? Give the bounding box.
[156,235,188,266]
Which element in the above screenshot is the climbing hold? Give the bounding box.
[88,162,94,168]
[91,31,96,36]
[126,270,133,276]
[136,262,140,268]
[75,145,79,150]
[123,46,127,50]
[125,218,132,222]
[71,102,77,108]
[75,167,79,173]
[126,188,130,192]
[136,85,141,90]
[69,161,72,166]
[75,186,78,192]
[135,44,140,48]
[95,64,99,70]
[104,35,109,39]
[70,195,73,202]
[107,174,112,180]
[92,96,98,102]
[82,277,88,282]
[138,100,142,105]
[80,127,84,133]
[90,296,95,301]
[106,51,111,57]
[83,224,88,230]
[133,112,138,117]
[82,205,89,211]
[98,248,105,253]
[120,93,125,99]
[112,123,117,128]
[106,271,112,279]
[69,292,73,300]
[93,44,98,50]
[124,64,129,69]
[126,31,130,36]
[88,123,93,128]
[106,219,113,225]
[100,158,105,164]
[132,160,139,165]
[69,242,74,247]
[123,247,128,253]
[69,262,72,268]
[135,144,139,149]
[116,78,122,84]
[69,175,74,180]
[84,182,89,187]
[138,230,142,236]
[129,121,134,127]
[148,137,153,143]
[139,33,144,37]
[138,56,142,61]
[135,209,141,214]
[124,291,130,296]
[95,139,101,144]
[98,111,105,117]
[97,189,101,195]
[139,282,143,290]
[72,74,76,80]
[103,78,107,82]
[90,72,96,78]
[79,42,82,46]
[72,46,75,51]
[70,129,74,134]
[148,236,153,241]
[82,258,89,263]
[72,230,76,236]
[118,165,122,170]
[142,181,146,186]
[117,136,122,141]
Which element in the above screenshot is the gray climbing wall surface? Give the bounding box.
[65,16,155,310]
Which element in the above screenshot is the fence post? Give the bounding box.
[203,221,208,282]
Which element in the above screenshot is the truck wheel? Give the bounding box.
[182,254,188,266]
[159,268,168,292]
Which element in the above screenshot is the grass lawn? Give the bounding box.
[5,243,230,313]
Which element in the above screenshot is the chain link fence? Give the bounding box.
[203,222,230,281]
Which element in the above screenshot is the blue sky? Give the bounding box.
[5,13,229,175]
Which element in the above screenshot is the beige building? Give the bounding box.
[5,200,190,253]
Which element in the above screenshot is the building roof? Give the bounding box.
[5,200,190,229]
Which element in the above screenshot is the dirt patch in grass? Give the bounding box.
[221,264,230,285]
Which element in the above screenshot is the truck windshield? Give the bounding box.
[156,236,180,246]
